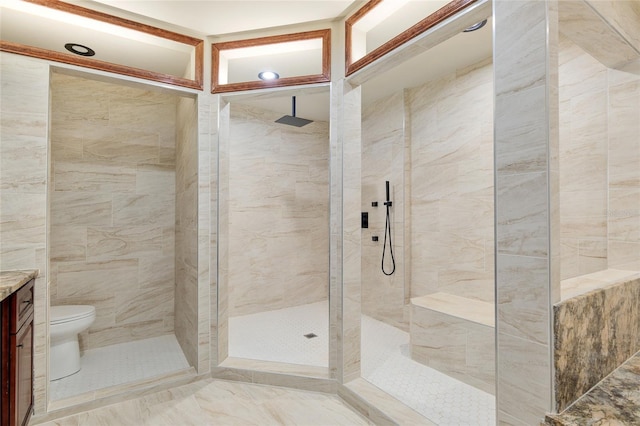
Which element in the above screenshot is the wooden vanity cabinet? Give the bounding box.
[1,279,34,426]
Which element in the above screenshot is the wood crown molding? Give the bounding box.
[345,0,478,77]
[211,29,331,94]
[1,0,204,90]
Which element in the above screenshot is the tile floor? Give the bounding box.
[230,300,495,425]
[37,379,371,426]
[50,334,190,401]
[229,301,329,367]
[361,315,495,426]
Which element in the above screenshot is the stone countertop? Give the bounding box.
[545,353,640,425]
[0,270,38,302]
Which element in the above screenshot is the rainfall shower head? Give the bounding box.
[275,96,313,127]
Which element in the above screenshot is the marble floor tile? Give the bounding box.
[36,379,371,426]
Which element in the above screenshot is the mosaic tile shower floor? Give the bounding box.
[49,334,190,401]
[229,300,495,425]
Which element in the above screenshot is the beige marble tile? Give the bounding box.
[0,53,50,115]
[224,102,329,317]
[112,193,175,227]
[86,226,163,260]
[497,254,550,344]
[0,112,48,192]
[341,378,429,425]
[55,259,137,299]
[496,171,549,257]
[114,286,174,325]
[495,85,548,174]
[50,192,113,226]
[412,293,493,327]
[497,333,551,425]
[559,0,640,70]
[83,128,159,164]
[49,226,86,262]
[0,192,46,244]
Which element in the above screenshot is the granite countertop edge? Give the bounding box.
[0,269,39,302]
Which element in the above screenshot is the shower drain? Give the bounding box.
[303,333,318,339]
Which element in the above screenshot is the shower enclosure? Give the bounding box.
[47,69,198,405]
[217,89,331,373]
[357,16,496,425]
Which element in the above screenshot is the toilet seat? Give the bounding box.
[51,305,95,325]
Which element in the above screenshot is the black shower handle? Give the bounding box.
[386,181,390,202]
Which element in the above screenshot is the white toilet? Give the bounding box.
[50,305,96,381]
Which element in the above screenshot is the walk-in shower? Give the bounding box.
[218,89,331,372]
[359,17,496,425]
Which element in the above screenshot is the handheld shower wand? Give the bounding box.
[382,181,395,275]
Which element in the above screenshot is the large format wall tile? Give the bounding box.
[175,95,199,368]
[0,52,50,415]
[361,91,407,330]
[50,72,179,351]
[558,37,609,279]
[408,59,494,304]
[226,102,329,317]
[494,1,558,423]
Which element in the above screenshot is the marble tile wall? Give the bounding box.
[558,37,609,280]
[607,66,640,270]
[49,72,178,351]
[338,81,362,383]
[226,102,329,317]
[494,0,559,424]
[175,95,199,368]
[0,52,50,415]
[553,276,640,411]
[408,58,494,304]
[410,300,495,394]
[361,91,408,331]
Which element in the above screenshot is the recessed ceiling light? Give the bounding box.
[64,43,95,57]
[258,71,279,81]
[463,19,488,33]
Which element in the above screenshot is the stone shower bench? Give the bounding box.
[409,292,495,394]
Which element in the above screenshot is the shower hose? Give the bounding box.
[382,183,396,276]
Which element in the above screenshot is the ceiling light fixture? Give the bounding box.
[64,43,96,56]
[463,19,487,32]
[258,71,280,81]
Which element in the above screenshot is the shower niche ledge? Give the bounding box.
[409,293,495,394]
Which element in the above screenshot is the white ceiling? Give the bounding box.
[91,0,360,36]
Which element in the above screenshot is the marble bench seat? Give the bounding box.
[409,292,495,394]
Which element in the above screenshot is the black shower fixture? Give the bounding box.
[275,96,313,127]
[382,181,395,276]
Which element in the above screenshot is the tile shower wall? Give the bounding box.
[50,72,178,351]
[559,37,609,279]
[175,96,199,367]
[0,52,50,414]
[227,103,329,317]
[361,91,408,330]
[608,65,640,270]
[408,59,494,303]
[559,37,640,277]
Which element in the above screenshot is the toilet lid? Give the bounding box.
[51,305,95,325]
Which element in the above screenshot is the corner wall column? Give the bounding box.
[331,79,362,383]
[494,0,560,424]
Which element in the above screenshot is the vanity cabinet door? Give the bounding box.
[13,317,33,426]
